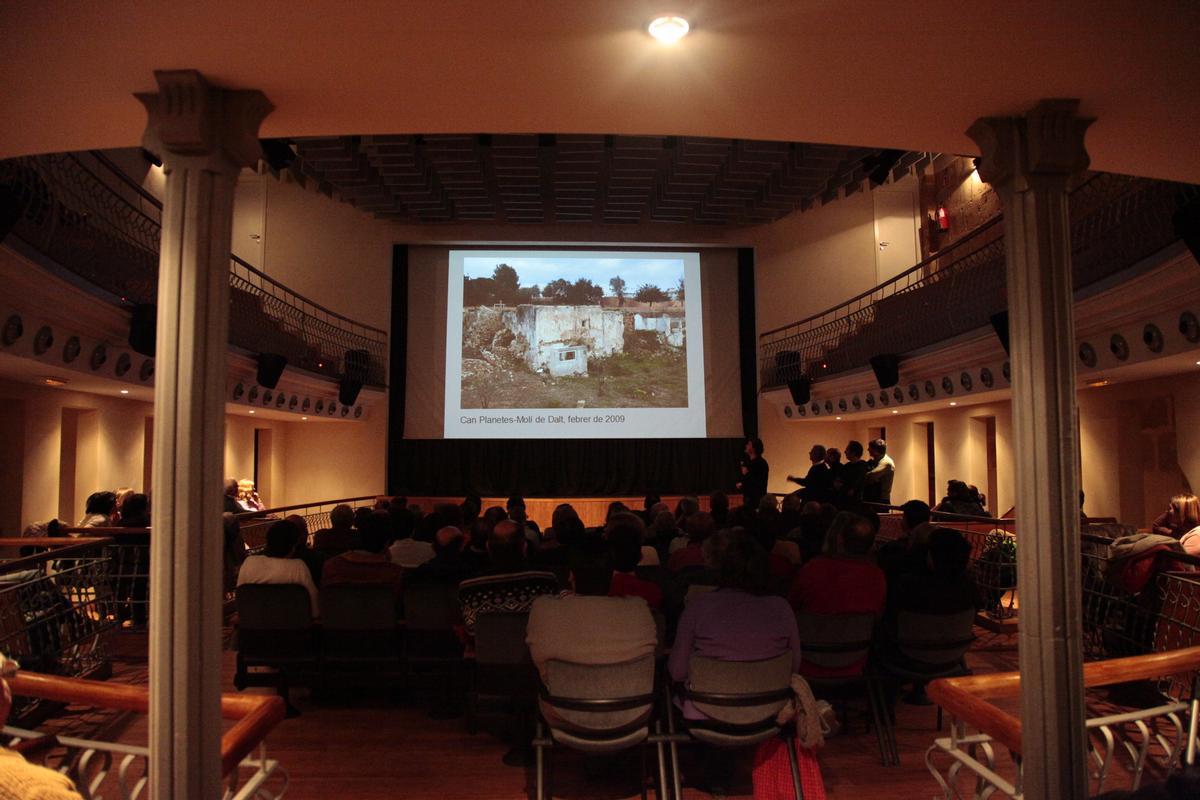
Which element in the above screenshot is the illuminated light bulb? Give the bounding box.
[648,15,690,44]
[120,389,130,395]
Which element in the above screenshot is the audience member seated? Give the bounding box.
[639,493,662,525]
[1151,494,1200,539]
[237,520,319,617]
[237,479,264,511]
[458,520,560,637]
[222,513,246,594]
[877,499,936,583]
[533,505,585,574]
[312,504,360,556]
[322,512,405,606]
[526,548,657,711]
[605,513,664,609]
[507,495,541,546]
[388,513,435,569]
[888,528,978,618]
[669,529,802,720]
[285,514,326,586]
[0,654,85,800]
[78,491,118,527]
[675,495,701,527]
[789,511,886,677]
[223,478,242,514]
[667,512,716,572]
[709,491,730,527]
[411,526,479,585]
[934,480,987,517]
[1180,524,1200,556]
[117,493,150,527]
[751,524,796,593]
[645,506,677,562]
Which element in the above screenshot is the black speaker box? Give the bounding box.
[786,377,811,406]
[989,311,1011,355]
[256,353,288,389]
[344,348,370,382]
[869,353,900,389]
[129,304,157,357]
[1175,195,1200,262]
[338,379,363,407]
[0,184,22,243]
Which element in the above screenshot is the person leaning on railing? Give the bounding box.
[0,655,84,800]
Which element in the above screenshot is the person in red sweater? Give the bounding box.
[605,512,663,609]
[789,511,886,677]
[667,512,716,572]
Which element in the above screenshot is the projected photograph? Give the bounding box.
[459,255,690,409]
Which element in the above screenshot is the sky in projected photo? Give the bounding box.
[463,255,684,293]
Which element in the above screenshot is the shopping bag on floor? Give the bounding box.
[752,736,826,800]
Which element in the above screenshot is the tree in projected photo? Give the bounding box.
[460,259,688,410]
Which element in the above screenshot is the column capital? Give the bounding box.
[136,70,273,173]
[966,99,1094,192]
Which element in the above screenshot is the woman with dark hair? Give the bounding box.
[669,529,802,719]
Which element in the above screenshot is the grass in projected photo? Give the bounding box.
[460,257,689,409]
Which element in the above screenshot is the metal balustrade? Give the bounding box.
[759,174,1200,390]
[0,538,119,726]
[0,150,387,387]
[3,671,288,800]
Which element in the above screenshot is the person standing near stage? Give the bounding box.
[736,437,769,509]
[786,444,832,503]
[863,438,896,505]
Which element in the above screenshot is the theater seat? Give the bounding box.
[234,583,318,713]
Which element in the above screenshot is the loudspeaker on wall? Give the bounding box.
[256,353,288,389]
[129,304,157,357]
[869,353,900,389]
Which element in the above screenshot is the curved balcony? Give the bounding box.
[0,150,387,387]
[759,173,1200,391]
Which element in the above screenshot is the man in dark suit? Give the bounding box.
[787,444,832,503]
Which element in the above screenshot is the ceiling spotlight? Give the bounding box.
[120,389,130,395]
[42,376,68,386]
[891,409,899,414]
[648,15,690,43]
[835,416,842,420]
[950,401,958,406]
[301,416,308,421]
[248,410,255,414]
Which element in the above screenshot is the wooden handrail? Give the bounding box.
[7,671,285,777]
[233,495,381,521]
[928,646,1200,756]
[0,537,114,575]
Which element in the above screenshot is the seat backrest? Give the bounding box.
[544,655,655,733]
[895,608,976,666]
[684,584,717,603]
[687,653,794,725]
[236,583,313,629]
[474,611,531,665]
[795,611,875,670]
[403,580,461,630]
[319,583,398,630]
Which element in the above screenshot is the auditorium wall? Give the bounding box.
[0,378,384,530]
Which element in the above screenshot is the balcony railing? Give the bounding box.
[759,174,1200,390]
[0,150,387,387]
[4,671,287,800]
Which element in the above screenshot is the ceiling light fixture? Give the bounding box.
[42,376,67,386]
[950,401,958,406]
[248,410,255,414]
[120,389,130,395]
[835,416,842,420]
[301,416,308,421]
[648,15,690,44]
[891,409,899,414]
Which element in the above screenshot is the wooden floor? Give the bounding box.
[88,630,1026,799]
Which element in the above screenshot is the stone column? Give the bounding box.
[968,100,1093,800]
[137,70,271,800]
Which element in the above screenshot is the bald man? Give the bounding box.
[410,526,477,585]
